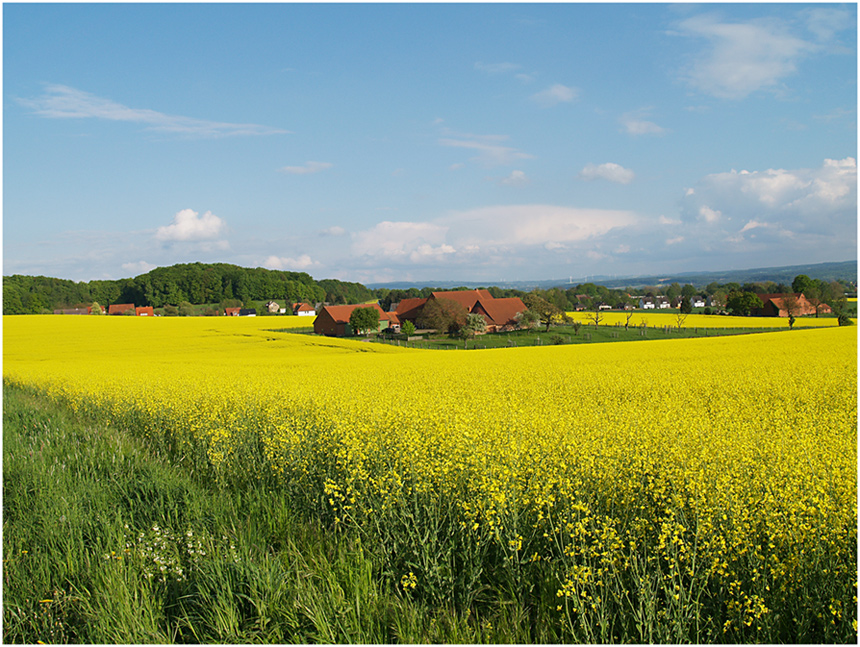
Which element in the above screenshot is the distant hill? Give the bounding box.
[368,260,857,291]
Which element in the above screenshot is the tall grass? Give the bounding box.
[3,384,539,643]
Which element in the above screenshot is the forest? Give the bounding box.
[2,263,375,314]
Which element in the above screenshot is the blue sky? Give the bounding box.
[3,2,857,284]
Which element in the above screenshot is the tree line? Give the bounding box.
[2,263,373,314]
[3,263,853,319]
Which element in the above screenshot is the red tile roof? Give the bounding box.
[319,303,391,324]
[430,289,494,311]
[475,297,527,327]
[393,297,428,320]
[108,303,135,315]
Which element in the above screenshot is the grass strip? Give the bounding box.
[3,383,520,644]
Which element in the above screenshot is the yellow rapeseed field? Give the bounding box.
[3,315,856,642]
[565,310,840,328]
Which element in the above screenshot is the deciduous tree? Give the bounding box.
[726,291,763,316]
[349,306,380,336]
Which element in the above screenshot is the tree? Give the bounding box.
[675,311,688,331]
[726,291,763,316]
[515,309,540,330]
[792,274,815,295]
[3,284,24,314]
[523,293,563,332]
[460,313,487,342]
[401,320,416,337]
[90,301,103,315]
[679,296,693,314]
[349,306,380,336]
[587,310,604,327]
[782,292,800,329]
[416,298,468,335]
[830,294,854,327]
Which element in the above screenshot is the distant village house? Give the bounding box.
[753,293,832,318]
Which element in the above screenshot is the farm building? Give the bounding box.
[135,306,154,316]
[314,303,392,336]
[292,302,316,316]
[753,293,832,317]
[108,303,136,315]
[391,289,526,333]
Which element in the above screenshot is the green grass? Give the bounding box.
[2,383,559,643]
[372,322,784,350]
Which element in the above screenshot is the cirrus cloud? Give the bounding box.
[673,14,813,99]
[18,84,290,137]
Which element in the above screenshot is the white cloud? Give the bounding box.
[531,83,578,107]
[264,254,317,270]
[348,205,637,271]
[18,84,289,137]
[441,204,637,249]
[680,157,857,252]
[439,131,534,167]
[155,209,226,242]
[698,206,722,223]
[319,226,346,237]
[279,161,333,175]
[620,112,667,136]
[121,260,157,275]
[580,162,635,185]
[501,170,529,186]
[352,221,450,261]
[674,14,812,99]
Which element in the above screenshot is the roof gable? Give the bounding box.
[320,303,390,324]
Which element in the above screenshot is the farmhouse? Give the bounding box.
[292,302,316,316]
[265,301,282,314]
[135,306,154,316]
[392,289,526,333]
[224,307,241,316]
[753,293,832,318]
[314,303,392,336]
[108,303,135,315]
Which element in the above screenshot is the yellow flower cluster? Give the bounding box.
[566,311,841,328]
[3,315,856,641]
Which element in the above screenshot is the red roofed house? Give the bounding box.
[292,302,316,316]
[753,293,832,318]
[108,303,135,316]
[392,289,526,334]
[314,303,392,337]
[224,307,241,316]
[135,306,155,316]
